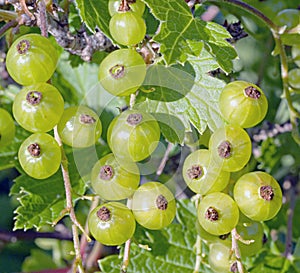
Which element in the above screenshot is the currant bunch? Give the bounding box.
[182,80,282,268]
[109,0,146,46]
[87,0,176,246]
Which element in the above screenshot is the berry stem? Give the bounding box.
[283,175,298,259]
[202,0,278,30]
[37,0,48,37]
[156,142,174,176]
[54,126,90,273]
[80,196,100,267]
[231,228,244,273]
[129,93,136,109]
[274,37,300,144]
[192,235,202,273]
[121,198,133,273]
[0,19,18,38]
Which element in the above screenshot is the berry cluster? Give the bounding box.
[182,81,282,271]
[2,0,177,248]
[2,1,287,265]
[5,34,103,179]
[87,0,177,245]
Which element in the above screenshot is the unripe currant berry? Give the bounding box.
[6,34,58,85]
[219,81,268,128]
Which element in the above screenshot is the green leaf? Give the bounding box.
[11,153,86,231]
[136,48,225,135]
[153,113,185,144]
[75,0,111,37]
[0,125,30,171]
[99,199,206,273]
[144,0,237,71]
[21,249,57,272]
[250,254,288,273]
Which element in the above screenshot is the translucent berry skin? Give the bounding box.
[182,149,230,195]
[274,9,300,30]
[292,44,300,68]
[237,214,264,257]
[197,192,239,236]
[88,202,136,246]
[13,83,64,133]
[109,11,146,46]
[209,125,252,172]
[219,81,268,128]
[233,171,282,221]
[196,219,231,244]
[57,106,102,148]
[98,48,146,96]
[6,34,58,85]
[108,0,145,16]
[208,242,235,273]
[107,109,160,162]
[288,68,300,90]
[132,182,176,230]
[18,133,61,179]
[91,153,140,200]
[0,108,15,148]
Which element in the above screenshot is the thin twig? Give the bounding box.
[284,175,298,259]
[121,198,133,273]
[85,241,103,270]
[231,228,244,273]
[0,19,18,38]
[81,196,100,268]
[275,37,300,144]
[156,142,174,176]
[37,0,48,37]
[129,93,136,109]
[203,0,278,30]
[0,228,72,243]
[193,235,202,273]
[53,127,88,273]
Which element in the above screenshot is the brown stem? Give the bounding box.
[203,0,278,30]
[156,142,174,176]
[37,0,48,37]
[80,196,100,269]
[0,19,18,38]
[53,126,89,273]
[121,198,133,273]
[284,175,298,259]
[0,228,72,243]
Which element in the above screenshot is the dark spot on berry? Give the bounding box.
[218,141,232,159]
[187,165,203,179]
[244,86,261,99]
[97,206,111,222]
[205,207,219,221]
[230,261,238,273]
[219,233,230,240]
[17,39,30,54]
[80,114,96,124]
[260,185,274,201]
[109,64,125,79]
[262,233,268,244]
[100,165,114,180]
[156,194,168,210]
[126,113,142,126]
[26,91,42,105]
[27,143,41,157]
